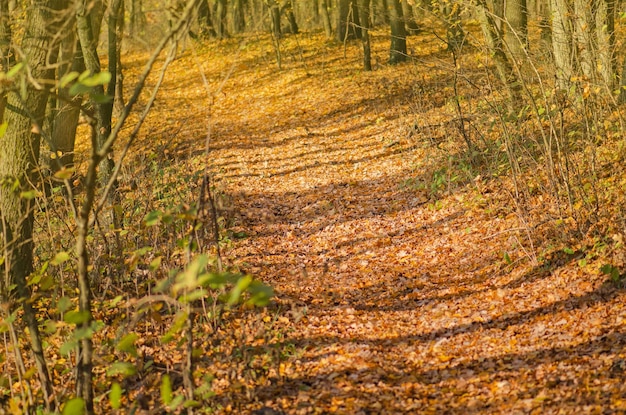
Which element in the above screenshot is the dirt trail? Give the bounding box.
[150,37,626,413]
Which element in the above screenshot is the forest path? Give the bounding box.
[145,35,626,413]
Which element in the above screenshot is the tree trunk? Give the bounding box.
[232,0,246,32]
[268,0,281,38]
[113,0,125,114]
[388,0,406,64]
[504,0,527,61]
[198,0,216,37]
[595,0,615,88]
[0,0,12,122]
[214,0,228,38]
[492,0,505,32]
[573,0,594,80]
[337,0,350,41]
[320,0,333,38]
[129,0,146,38]
[475,0,521,111]
[48,37,84,178]
[0,1,61,410]
[281,0,299,34]
[358,0,372,70]
[401,0,419,34]
[551,0,573,89]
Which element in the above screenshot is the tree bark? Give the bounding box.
[320,0,333,38]
[551,0,573,90]
[281,0,299,34]
[388,0,406,64]
[475,0,521,111]
[358,0,372,70]
[595,0,615,88]
[401,0,419,34]
[0,1,62,410]
[214,0,229,38]
[504,0,527,61]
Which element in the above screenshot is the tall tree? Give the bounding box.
[550,0,573,90]
[358,0,372,70]
[337,0,361,41]
[475,0,521,110]
[388,0,407,64]
[319,0,333,38]
[214,0,229,38]
[282,0,299,34]
[401,0,419,34]
[504,0,527,63]
[0,1,65,410]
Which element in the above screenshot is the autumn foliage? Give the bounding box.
[4,17,626,415]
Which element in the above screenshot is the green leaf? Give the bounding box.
[56,296,73,313]
[503,252,512,264]
[169,395,185,410]
[161,374,173,405]
[143,210,162,227]
[149,256,162,271]
[228,274,253,305]
[109,382,123,409]
[106,362,137,377]
[60,339,78,356]
[601,264,621,281]
[246,281,274,306]
[69,83,90,96]
[54,167,75,180]
[563,247,575,255]
[62,397,85,415]
[59,71,80,88]
[51,251,71,266]
[20,190,38,200]
[91,92,113,104]
[110,295,124,307]
[81,71,111,87]
[64,310,91,325]
[6,62,24,78]
[179,288,207,303]
[116,333,139,356]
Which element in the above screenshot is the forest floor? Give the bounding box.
[92,29,626,414]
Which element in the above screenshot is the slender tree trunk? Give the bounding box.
[48,37,84,177]
[573,0,594,80]
[232,0,245,32]
[214,0,228,38]
[320,0,333,38]
[198,0,216,37]
[267,0,281,38]
[337,0,350,41]
[0,0,12,122]
[551,0,573,90]
[401,0,419,34]
[492,0,505,32]
[114,0,125,114]
[388,0,406,64]
[281,0,298,34]
[595,0,615,88]
[358,0,372,70]
[0,1,61,411]
[129,0,146,38]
